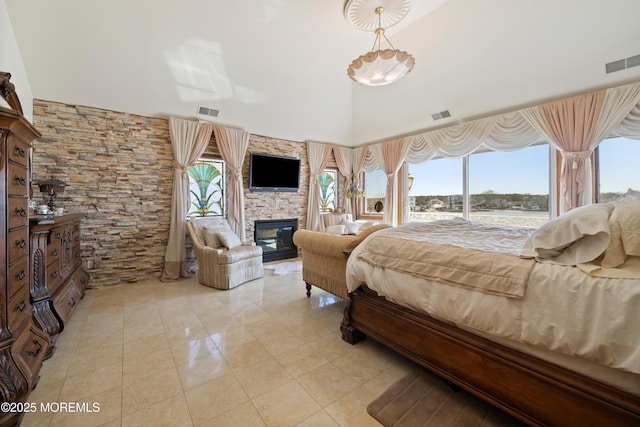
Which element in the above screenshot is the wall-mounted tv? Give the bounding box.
[249,152,300,192]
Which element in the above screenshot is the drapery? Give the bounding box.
[369,138,411,226]
[306,142,333,231]
[213,126,250,241]
[521,91,605,212]
[162,118,215,281]
[332,145,354,216]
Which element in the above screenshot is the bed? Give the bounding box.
[341,198,640,426]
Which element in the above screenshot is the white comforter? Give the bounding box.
[346,220,640,376]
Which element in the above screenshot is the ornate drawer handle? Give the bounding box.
[80,276,87,284]
[55,233,62,239]
[51,271,59,279]
[14,176,26,186]
[26,339,42,357]
[52,249,58,256]
[15,208,27,217]
[15,300,26,312]
[15,239,26,248]
[67,297,77,308]
[15,270,26,281]
[14,145,25,158]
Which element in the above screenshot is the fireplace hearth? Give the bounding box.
[254,218,298,262]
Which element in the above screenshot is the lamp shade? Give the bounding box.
[348,48,415,86]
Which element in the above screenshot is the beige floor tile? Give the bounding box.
[296,362,363,407]
[209,326,256,352]
[295,410,340,427]
[21,272,410,427]
[49,386,121,427]
[59,362,122,402]
[123,332,170,360]
[122,347,175,384]
[185,373,250,425]
[233,357,293,398]
[175,352,229,390]
[200,401,266,427]
[170,336,220,365]
[122,395,193,427]
[67,343,123,376]
[274,343,329,378]
[223,339,274,371]
[165,323,211,346]
[121,367,183,416]
[252,381,321,427]
[324,386,382,427]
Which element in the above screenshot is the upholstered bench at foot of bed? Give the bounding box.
[292,224,390,299]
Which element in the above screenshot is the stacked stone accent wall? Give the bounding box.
[32,100,174,287]
[31,100,314,287]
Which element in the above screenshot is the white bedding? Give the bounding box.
[346,221,640,379]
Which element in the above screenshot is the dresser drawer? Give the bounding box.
[8,287,31,333]
[12,323,49,390]
[8,162,28,195]
[53,282,82,327]
[8,257,29,298]
[8,140,29,167]
[47,241,61,259]
[8,227,29,262]
[46,258,63,291]
[8,196,28,229]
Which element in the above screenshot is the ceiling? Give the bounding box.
[6,0,640,147]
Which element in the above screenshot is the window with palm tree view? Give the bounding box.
[188,159,225,216]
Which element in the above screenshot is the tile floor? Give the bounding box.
[22,259,419,427]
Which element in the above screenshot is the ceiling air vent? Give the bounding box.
[431,110,451,121]
[197,106,219,117]
[605,53,640,74]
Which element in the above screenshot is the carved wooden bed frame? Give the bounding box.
[341,285,640,426]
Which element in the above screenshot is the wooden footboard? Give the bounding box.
[341,286,640,427]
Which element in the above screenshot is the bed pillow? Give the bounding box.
[325,224,346,235]
[520,203,613,265]
[600,206,626,267]
[344,220,362,235]
[201,225,229,248]
[217,231,242,249]
[617,195,640,256]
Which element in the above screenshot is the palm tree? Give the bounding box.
[187,162,222,216]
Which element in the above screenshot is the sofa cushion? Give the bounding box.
[218,231,242,249]
[217,245,263,264]
[326,224,346,235]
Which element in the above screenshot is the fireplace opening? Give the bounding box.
[254,218,298,262]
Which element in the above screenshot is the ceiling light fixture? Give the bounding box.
[345,0,415,86]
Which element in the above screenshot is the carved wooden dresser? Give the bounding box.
[30,213,88,357]
[1,72,90,426]
[1,72,49,426]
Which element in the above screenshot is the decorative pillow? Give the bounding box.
[519,203,613,265]
[616,195,640,256]
[325,224,346,235]
[600,206,626,267]
[201,225,229,248]
[343,220,362,235]
[217,231,242,249]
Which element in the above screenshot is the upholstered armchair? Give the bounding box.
[186,217,263,289]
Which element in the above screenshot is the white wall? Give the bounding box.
[0,0,33,120]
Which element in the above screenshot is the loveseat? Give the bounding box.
[292,223,391,299]
[186,217,263,289]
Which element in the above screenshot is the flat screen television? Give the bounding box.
[249,152,300,192]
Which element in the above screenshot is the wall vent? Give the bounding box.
[605,53,640,74]
[431,110,451,121]
[197,106,219,117]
